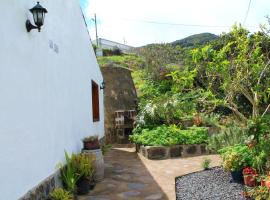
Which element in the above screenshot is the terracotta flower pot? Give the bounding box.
[243,175,256,187]
[83,140,100,150]
[265,180,270,189]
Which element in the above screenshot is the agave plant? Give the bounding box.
[57,151,81,193]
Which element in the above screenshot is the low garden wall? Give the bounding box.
[136,144,210,160]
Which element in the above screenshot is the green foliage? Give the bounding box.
[246,115,270,173]
[166,67,197,93]
[49,188,73,200]
[101,144,112,155]
[201,113,221,127]
[218,145,253,171]
[71,153,94,178]
[98,54,145,69]
[208,122,247,151]
[83,135,98,142]
[172,33,219,48]
[57,151,81,193]
[192,25,270,120]
[102,47,123,56]
[129,125,208,146]
[201,157,212,170]
[247,114,270,140]
[246,186,270,200]
[137,89,221,126]
[137,44,184,80]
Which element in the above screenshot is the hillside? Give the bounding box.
[171,33,219,48]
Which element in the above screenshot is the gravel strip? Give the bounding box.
[175,167,246,200]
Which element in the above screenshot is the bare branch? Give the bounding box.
[262,104,270,117]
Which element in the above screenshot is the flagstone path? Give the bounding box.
[79,147,221,200]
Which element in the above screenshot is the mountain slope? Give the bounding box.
[172,33,219,48]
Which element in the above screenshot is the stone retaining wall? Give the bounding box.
[101,65,137,144]
[137,144,210,160]
[19,172,60,200]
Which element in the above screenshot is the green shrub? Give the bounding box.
[57,151,81,193]
[101,144,112,155]
[201,158,211,170]
[218,145,253,171]
[71,153,94,178]
[201,113,221,127]
[207,122,247,151]
[49,188,73,200]
[129,125,208,146]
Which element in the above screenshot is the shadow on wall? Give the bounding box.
[82,147,169,200]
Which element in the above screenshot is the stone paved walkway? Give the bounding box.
[79,147,221,200]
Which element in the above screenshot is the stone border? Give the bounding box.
[137,144,210,160]
[19,171,62,200]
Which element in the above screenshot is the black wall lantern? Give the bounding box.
[100,81,106,90]
[26,2,48,32]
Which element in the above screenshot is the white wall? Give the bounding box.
[95,38,134,53]
[0,0,104,199]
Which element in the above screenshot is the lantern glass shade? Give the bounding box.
[30,2,47,28]
[35,11,44,26]
[32,10,38,25]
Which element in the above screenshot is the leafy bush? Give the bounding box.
[129,125,208,146]
[98,54,145,69]
[200,113,221,127]
[207,122,247,151]
[218,145,253,171]
[247,114,270,141]
[137,89,221,126]
[71,153,94,178]
[246,186,270,200]
[246,115,270,173]
[49,188,73,200]
[201,158,212,170]
[101,144,112,155]
[57,151,80,193]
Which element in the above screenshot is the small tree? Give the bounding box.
[137,44,184,81]
[192,25,270,120]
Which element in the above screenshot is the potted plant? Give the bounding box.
[72,153,95,195]
[57,151,81,199]
[243,167,257,187]
[219,145,253,182]
[49,188,73,200]
[264,175,270,189]
[82,135,100,150]
[247,186,270,200]
[259,175,267,186]
[201,157,211,170]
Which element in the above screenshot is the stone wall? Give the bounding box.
[137,144,210,160]
[19,172,61,200]
[101,65,137,144]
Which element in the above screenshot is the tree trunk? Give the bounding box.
[252,92,259,119]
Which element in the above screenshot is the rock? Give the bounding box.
[127,182,145,190]
[145,193,163,200]
[120,190,141,197]
[175,167,246,200]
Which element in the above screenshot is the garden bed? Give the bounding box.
[175,167,246,200]
[131,125,211,159]
[137,144,210,160]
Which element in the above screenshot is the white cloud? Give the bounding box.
[83,0,270,46]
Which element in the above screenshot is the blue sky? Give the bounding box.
[80,0,270,47]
